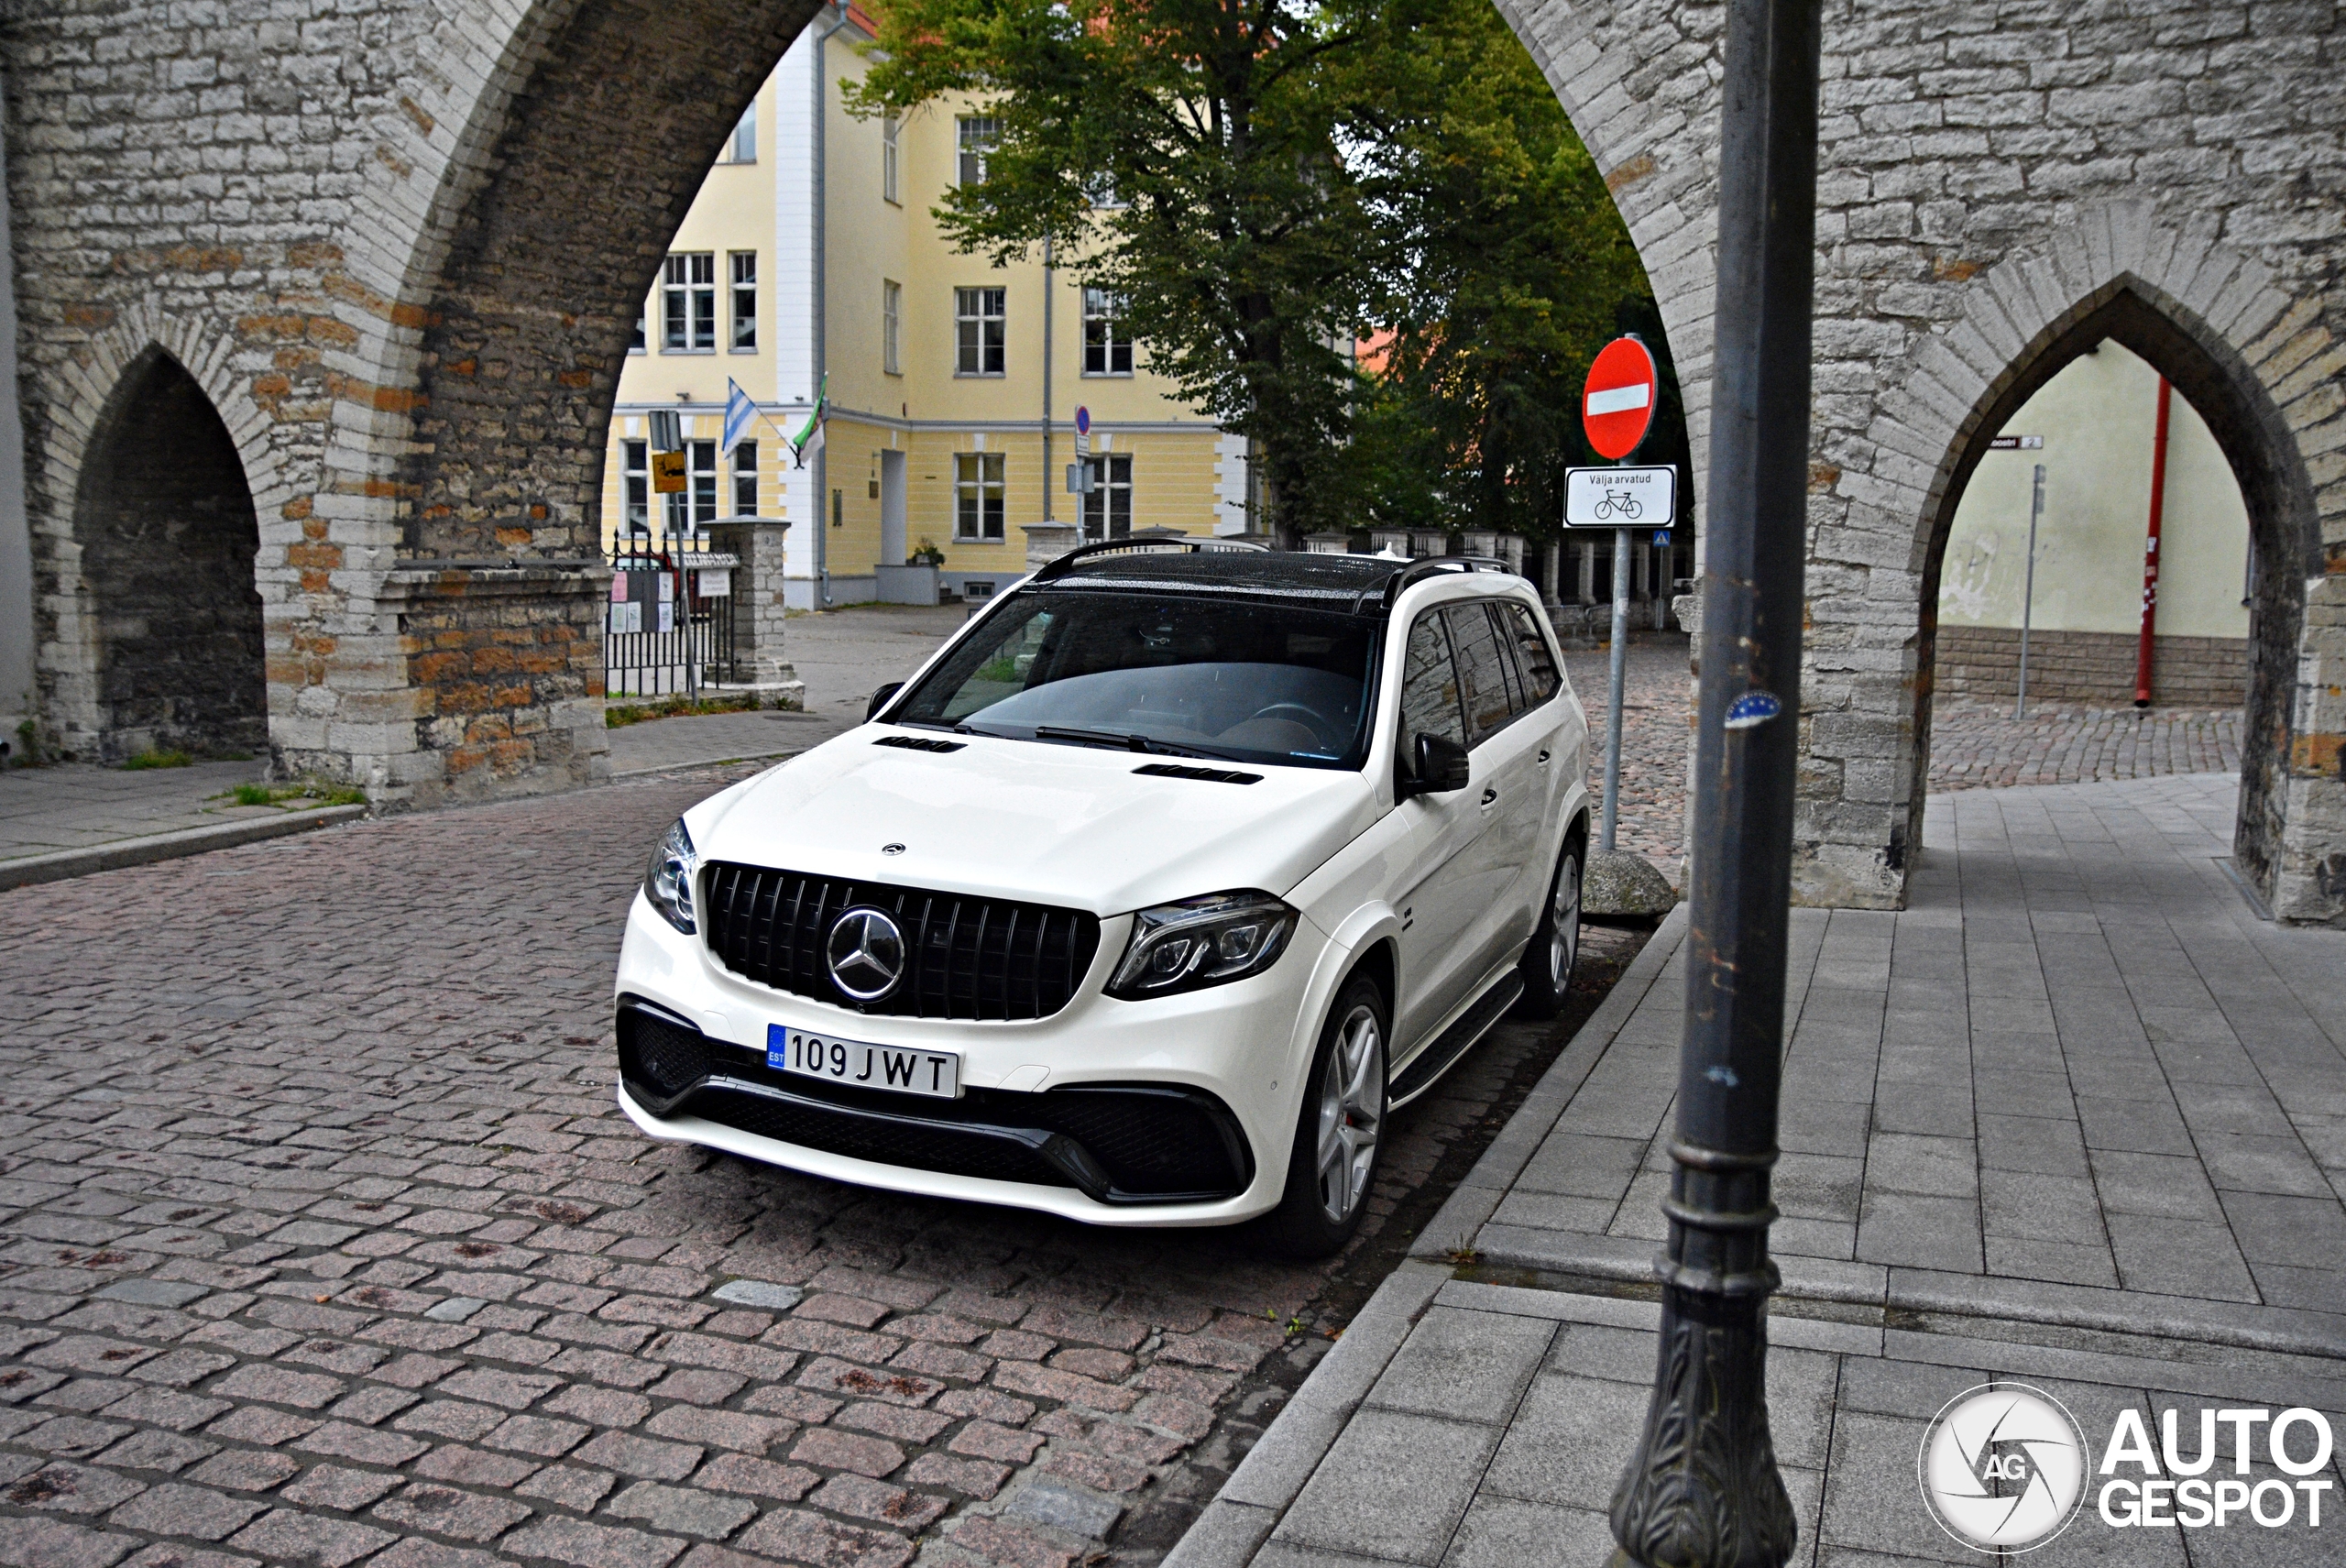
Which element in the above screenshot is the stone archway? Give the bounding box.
[70,349,268,762]
[1910,281,2320,910]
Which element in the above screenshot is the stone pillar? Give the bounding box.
[1575,541,1596,604]
[707,520,805,707]
[1023,522,1080,571]
[1540,541,1562,603]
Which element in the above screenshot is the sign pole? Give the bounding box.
[1602,523,1631,851]
[1605,0,1817,1563]
[2016,463,2045,718]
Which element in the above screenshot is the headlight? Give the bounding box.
[1105,890,1295,1000]
[643,818,697,934]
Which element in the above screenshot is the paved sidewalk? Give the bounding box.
[1175,773,2346,1568]
[0,761,364,889]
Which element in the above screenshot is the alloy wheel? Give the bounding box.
[1314,1004,1384,1223]
[1551,850,1581,987]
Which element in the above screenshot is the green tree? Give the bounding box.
[849,0,1430,542]
[1365,0,1661,541]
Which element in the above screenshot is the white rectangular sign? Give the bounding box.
[1564,466,1677,528]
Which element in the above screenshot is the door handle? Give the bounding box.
[1481,786,1498,806]
[1538,750,1551,764]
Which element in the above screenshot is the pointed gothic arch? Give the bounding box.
[70,348,268,761]
[1912,279,2321,905]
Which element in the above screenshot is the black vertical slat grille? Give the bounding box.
[701,863,1101,1021]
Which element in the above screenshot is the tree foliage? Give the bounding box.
[849,0,1669,542]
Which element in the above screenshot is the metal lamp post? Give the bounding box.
[1604,0,1820,1565]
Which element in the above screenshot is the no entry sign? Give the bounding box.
[1582,335,1659,460]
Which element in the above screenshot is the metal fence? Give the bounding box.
[606,527,737,700]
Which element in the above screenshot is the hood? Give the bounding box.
[689,727,1384,915]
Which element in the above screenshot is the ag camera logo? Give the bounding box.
[1917,1383,2089,1552]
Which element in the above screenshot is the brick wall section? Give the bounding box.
[1935,627,2252,709]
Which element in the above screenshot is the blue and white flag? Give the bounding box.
[721,378,757,456]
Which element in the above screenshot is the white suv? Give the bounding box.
[613,543,1589,1255]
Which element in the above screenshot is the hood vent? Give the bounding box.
[1133,762,1262,785]
[873,734,965,753]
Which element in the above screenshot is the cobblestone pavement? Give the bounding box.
[0,764,1648,1568]
[1925,697,2243,793]
[1557,643,1690,872]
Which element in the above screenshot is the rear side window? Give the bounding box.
[1504,603,1562,706]
[1398,614,1465,763]
[1445,604,1513,743]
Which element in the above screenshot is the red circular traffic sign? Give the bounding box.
[1582,336,1658,460]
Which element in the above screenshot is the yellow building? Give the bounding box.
[600,3,1244,607]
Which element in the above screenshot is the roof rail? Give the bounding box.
[1376,554,1515,609]
[1031,535,1273,581]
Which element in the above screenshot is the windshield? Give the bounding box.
[892,590,1381,769]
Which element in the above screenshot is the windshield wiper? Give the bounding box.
[1028,726,1248,762]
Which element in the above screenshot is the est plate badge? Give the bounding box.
[769,1024,961,1100]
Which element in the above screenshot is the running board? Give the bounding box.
[1388,973,1523,1107]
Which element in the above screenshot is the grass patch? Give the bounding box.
[217,779,368,810]
[123,749,194,770]
[605,693,762,729]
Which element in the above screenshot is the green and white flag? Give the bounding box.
[790,375,828,468]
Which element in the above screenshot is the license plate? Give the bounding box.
[768,1025,961,1100]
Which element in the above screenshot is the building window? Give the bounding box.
[729,252,757,351]
[732,442,757,517]
[956,287,1005,376]
[882,115,900,203]
[630,305,645,355]
[1080,454,1132,540]
[727,101,757,163]
[955,452,1005,542]
[883,280,902,375]
[684,439,718,527]
[622,440,649,532]
[957,115,997,185]
[663,253,716,351]
[1082,289,1132,376]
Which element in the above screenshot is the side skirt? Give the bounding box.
[1387,970,1525,1108]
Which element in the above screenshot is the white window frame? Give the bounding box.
[1082,288,1133,376]
[882,114,901,204]
[686,439,719,528]
[621,440,650,532]
[957,115,998,186]
[954,452,1006,542]
[727,101,757,164]
[956,286,1005,377]
[883,280,903,376]
[731,442,758,518]
[729,251,757,352]
[663,253,716,352]
[1080,453,1133,540]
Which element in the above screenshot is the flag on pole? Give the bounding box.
[721,379,757,456]
[790,374,828,469]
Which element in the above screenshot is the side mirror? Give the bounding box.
[866,682,904,722]
[1403,732,1472,797]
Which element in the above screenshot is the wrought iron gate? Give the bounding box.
[606,526,737,699]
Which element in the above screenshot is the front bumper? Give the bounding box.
[612,892,1327,1226]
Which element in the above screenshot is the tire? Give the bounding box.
[1253,974,1388,1259]
[1513,833,1584,1020]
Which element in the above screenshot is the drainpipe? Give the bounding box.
[1042,236,1054,525]
[810,1,851,607]
[2133,375,2172,707]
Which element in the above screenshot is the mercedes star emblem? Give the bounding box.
[827,907,905,1002]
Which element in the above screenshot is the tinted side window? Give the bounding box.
[1398,615,1466,767]
[1506,603,1562,706]
[1447,604,1513,743]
